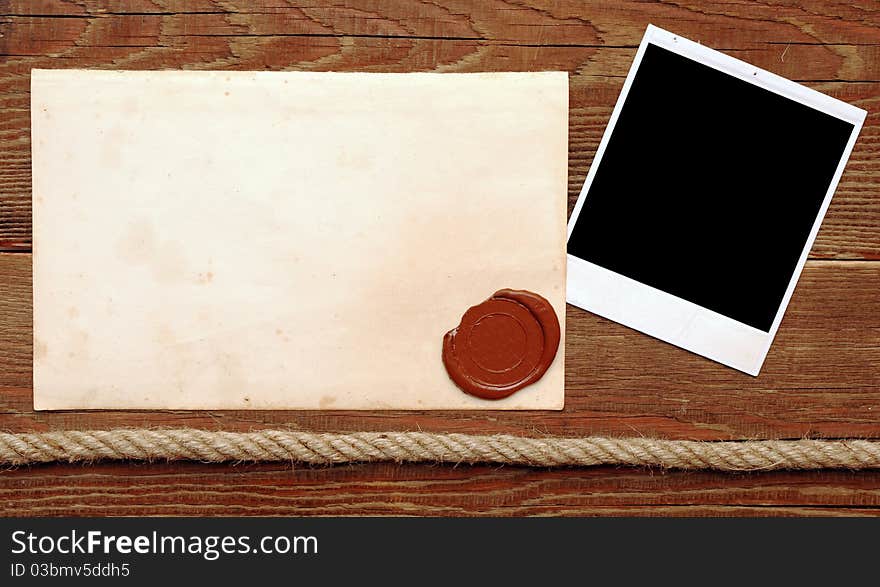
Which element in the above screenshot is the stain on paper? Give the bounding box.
[116,219,190,284]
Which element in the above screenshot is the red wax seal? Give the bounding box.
[442,289,561,400]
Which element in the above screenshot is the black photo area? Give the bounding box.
[567,44,854,332]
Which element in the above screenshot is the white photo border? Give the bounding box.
[566,24,867,376]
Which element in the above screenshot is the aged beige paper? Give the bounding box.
[32,69,567,410]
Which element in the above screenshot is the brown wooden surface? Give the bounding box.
[0,0,878,516]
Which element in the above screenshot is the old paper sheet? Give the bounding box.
[32,69,567,410]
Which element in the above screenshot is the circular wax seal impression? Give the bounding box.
[442,289,561,400]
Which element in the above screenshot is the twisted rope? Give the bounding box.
[2,429,879,471]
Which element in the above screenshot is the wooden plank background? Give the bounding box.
[0,0,878,516]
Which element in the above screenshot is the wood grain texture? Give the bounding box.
[0,0,878,255]
[0,0,878,516]
[3,462,880,517]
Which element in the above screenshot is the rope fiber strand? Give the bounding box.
[2,429,880,471]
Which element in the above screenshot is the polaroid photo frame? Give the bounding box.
[566,25,866,376]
